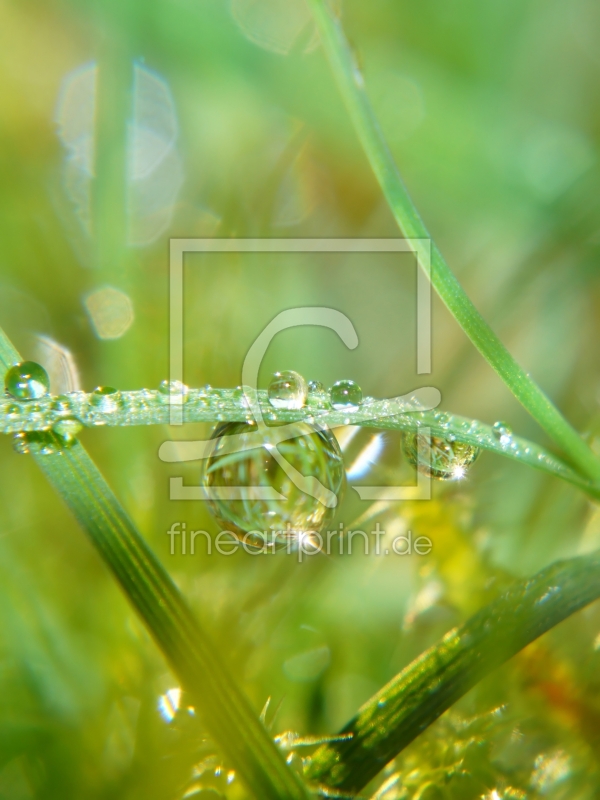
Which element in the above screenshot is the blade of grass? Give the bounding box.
[305,548,600,794]
[307,0,600,486]
[2,388,599,500]
[0,329,310,800]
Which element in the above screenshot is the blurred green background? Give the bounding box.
[1,0,600,797]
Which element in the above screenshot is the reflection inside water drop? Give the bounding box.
[403,432,479,480]
[5,361,50,401]
[267,370,307,410]
[202,421,345,549]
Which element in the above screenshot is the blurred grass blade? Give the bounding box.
[307,0,600,485]
[0,329,309,800]
[305,549,600,794]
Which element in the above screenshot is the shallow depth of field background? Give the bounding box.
[1,0,600,797]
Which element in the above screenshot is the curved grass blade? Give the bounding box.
[306,0,600,486]
[0,330,309,800]
[304,549,600,794]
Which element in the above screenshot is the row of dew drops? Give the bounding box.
[2,362,486,481]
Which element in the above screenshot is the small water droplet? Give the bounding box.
[267,370,307,410]
[91,386,120,412]
[4,403,22,421]
[12,431,60,456]
[202,421,345,549]
[158,379,189,404]
[492,421,513,447]
[52,417,83,441]
[5,361,50,401]
[330,380,362,411]
[403,432,479,480]
[307,379,329,408]
[435,411,451,429]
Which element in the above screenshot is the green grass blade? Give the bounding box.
[305,549,600,794]
[2,387,598,500]
[307,0,600,485]
[0,330,309,800]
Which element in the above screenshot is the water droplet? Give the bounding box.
[12,431,60,456]
[202,421,346,549]
[158,379,189,404]
[330,380,362,411]
[4,403,22,422]
[232,386,252,408]
[403,432,479,480]
[492,421,513,447]
[268,370,307,410]
[91,386,120,412]
[4,361,50,401]
[307,379,329,408]
[52,417,83,441]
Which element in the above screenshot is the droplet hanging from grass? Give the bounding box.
[52,417,83,442]
[202,421,346,550]
[267,370,307,410]
[12,431,61,456]
[4,361,50,401]
[403,431,479,480]
[330,379,362,411]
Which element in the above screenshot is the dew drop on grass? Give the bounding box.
[403,432,479,480]
[330,379,362,411]
[52,417,83,441]
[267,370,307,410]
[12,431,61,456]
[158,379,189,403]
[307,379,329,408]
[202,421,345,549]
[91,386,120,412]
[492,421,513,447]
[4,361,50,401]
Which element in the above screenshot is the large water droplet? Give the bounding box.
[330,380,362,411]
[267,370,307,410]
[202,421,346,549]
[4,361,50,401]
[491,421,513,447]
[403,432,479,480]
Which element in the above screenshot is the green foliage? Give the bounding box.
[1,0,600,798]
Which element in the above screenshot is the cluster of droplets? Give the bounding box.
[264,369,364,415]
[2,363,565,488]
[200,371,371,548]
